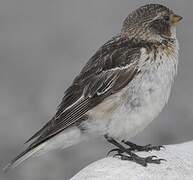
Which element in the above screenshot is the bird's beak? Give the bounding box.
[171,14,183,24]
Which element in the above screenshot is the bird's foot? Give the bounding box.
[117,153,166,167]
[123,141,164,152]
[105,136,166,167]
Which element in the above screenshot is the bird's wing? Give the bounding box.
[10,35,144,165]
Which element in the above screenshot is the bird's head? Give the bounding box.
[121,4,182,43]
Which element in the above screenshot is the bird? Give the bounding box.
[4,3,182,171]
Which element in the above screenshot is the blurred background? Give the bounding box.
[0,0,192,179]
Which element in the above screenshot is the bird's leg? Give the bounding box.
[105,135,165,167]
[122,140,164,152]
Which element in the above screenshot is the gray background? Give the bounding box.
[0,0,192,179]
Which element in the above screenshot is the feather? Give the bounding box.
[5,34,144,171]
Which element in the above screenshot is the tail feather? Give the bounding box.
[3,143,45,172]
[3,126,83,172]
[24,119,54,144]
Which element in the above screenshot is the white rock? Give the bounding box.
[71,141,193,180]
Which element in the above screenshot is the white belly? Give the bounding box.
[107,55,177,140]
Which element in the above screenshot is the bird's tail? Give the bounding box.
[3,126,84,172]
[3,142,46,172]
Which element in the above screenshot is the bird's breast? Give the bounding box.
[83,41,178,140]
[107,43,178,140]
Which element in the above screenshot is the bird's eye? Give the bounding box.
[163,15,170,21]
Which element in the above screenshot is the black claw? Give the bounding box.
[150,155,158,158]
[107,148,119,156]
[105,136,166,167]
[145,156,166,164]
[145,156,157,161]
[114,153,166,166]
[107,148,124,156]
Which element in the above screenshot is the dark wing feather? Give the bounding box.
[24,35,142,152]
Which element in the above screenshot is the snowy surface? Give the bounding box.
[71,141,193,180]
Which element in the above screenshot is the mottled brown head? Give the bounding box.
[122,4,182,42]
